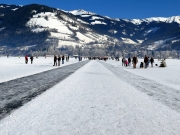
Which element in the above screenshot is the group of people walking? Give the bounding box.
[142,55,154,68]
[24,54,155,69]
[24,55,70,66]
[122,55,154,69]
[122,57,132,67]
[53,55,69,66]
[25,55,34,64]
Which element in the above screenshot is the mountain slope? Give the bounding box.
[70,9,180,50]
[0,4,180,55]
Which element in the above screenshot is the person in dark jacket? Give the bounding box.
[150,57,154,67]
[30,56,34,64]
[67,55,69,61]
[132,55,138,68]
[58,55,61,66]
[144,55,148,68]
[128,57,131,66]
[122,58,125,66]
[53,55,57,66]
[62,55,64,64]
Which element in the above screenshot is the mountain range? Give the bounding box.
[0,4,180,55]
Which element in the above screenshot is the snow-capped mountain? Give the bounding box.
[70,9,180,25]
[0,4,180,55]
[69,9,180,50]
[69,9,96,15]
[125,16,180,25]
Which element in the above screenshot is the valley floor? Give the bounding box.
[0,58,180,135]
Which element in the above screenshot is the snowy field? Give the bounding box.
[0,58,180,135]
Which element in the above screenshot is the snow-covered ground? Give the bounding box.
[0,58,180,134]
[27,12,72,35]
[121,37,137,44]
[105,59,180,90]
[0,56,84,83]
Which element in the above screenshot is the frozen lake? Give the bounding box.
[0,57,180,135]
[0,56,84,83]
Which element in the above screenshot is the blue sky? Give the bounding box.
[1,0,180,19]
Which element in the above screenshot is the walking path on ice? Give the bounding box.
[0,60,180,135]
[99,61,180,113]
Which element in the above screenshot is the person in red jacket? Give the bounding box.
[25,55,28,64]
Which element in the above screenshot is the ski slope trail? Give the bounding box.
[0,60,180,135]
[0,60,89,120]
[99,60,180,113]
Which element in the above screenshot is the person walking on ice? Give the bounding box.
[67,55,69,61]
[25,55,28,64]
[122,57,125,66]
[53,55,57,66]
[144,55,148,68]
[128,57,131,66]
[62,55,65,64]
[132,55,138,68]
[58,55,61,66]
[150,57,154,67]
[30,56,34,64]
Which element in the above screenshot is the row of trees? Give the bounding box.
[14,45,180,59]
[30,45,106,57]
[0,41,179,59]
[129,50,180,59]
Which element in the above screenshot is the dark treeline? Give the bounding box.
[1,44,179,59]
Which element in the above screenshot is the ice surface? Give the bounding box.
[100,60,180,112]
[0,60,180,134]
[0,60,89,120]
[0,57,82,83]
